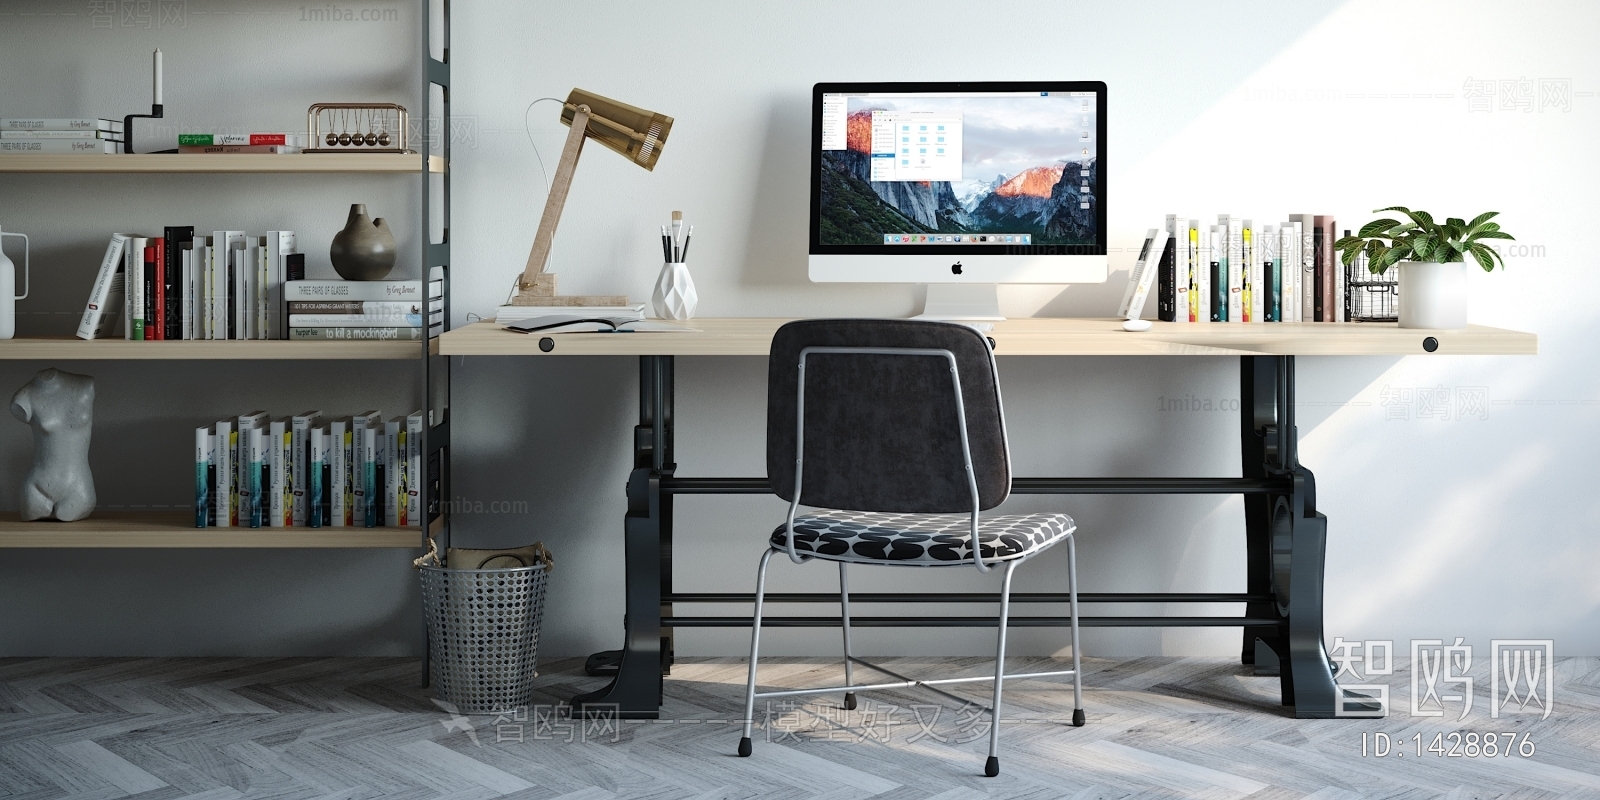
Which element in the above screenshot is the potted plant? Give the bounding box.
[1335,207,1514,329]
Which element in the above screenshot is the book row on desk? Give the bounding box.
[76,230,442,341]
[1125,214,1354,324]
[0,118,124,153]
[194,410,425,529]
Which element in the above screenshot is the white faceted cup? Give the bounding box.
[651,261,698,320]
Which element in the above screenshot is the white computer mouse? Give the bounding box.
[1121,319,1152,332]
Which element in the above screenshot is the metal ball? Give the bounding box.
[351,134,365,147]
[377,132,391,147]
[364,132,379,147]
[325,132,338,146]
[337,132,352,146]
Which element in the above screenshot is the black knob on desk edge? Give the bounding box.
[1422,336,1439,353]
[539,337,555,353]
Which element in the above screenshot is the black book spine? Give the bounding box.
[1312,225,1324,322]
[163,226,193,340]
[1264,256,1277,322]
[227,251,236,340]
[1157,237,1177,322]
[143,246,156,338]
[1211,257,1224,322]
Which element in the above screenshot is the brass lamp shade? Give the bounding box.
[561,88,673,171]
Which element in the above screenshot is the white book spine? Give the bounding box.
[309,427,326,528]
[124,237,147,340]
[269,420,288,528]
[1298,218,1315,322]
[362,427,377,527]
[330,420,348,527]
[77,234,129,339]
[214,421,232,527]
[247,428,266,528]
[291,412,321,525]
[1335,229,1347,322]
[1226,216,1243,323]
[406,411,423,527]
[1245,221,1260,323]
[1261,224,1278,321]
[267,231,294,339]
[384,420,400,527]
[1122,229,1166,320]
[1196,225,1211,323]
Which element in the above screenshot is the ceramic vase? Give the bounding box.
[1397,260,1468,329]
[651,261,698,320]
[330,204,397,280]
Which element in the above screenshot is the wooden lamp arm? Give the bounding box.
[520,104,592,288]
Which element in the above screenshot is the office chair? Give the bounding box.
[737,319,1084,778]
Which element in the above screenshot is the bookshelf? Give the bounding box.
[0,153,446,174]
[0,512,421,548]
[0,336,426,360]
[3,0,453,554]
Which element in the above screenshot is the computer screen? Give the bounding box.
[811,82,1105,256]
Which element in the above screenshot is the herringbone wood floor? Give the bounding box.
[1,656,1595,799]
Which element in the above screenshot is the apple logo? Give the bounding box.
[951,261,963,275]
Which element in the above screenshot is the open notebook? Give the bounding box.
[502,315,697,334]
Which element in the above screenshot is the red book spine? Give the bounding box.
[152,239,166,340]
[249,133,287,145]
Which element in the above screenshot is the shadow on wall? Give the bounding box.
[737,92,813,290]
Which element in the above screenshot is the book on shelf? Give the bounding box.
[213,420,232,528]
[384,418,401,527]
[163,227,193,341]
[1,118,123,132]
[176,144,302,155]
[194,427,211,529]
[178,133,302,147]
[289,326,427,341]
[291,410,321,526]
[309,426,327,528]
[405,411,423,527]
[247,427,266,528]
[1244,220,1260,323]
[268,418,289,528]
[1224,215,1242,323]
[150,239,165,340]
[236,411,268,527]
[1157,216,1179,323]
[363,426,378,528]
[330,419,348,527]
[285,279,424,302]
[1261,223,1279,322]
[289,309,424,327]
[0,139,121,154]
[77,233,130,339]
[0,130,121,140]
[124,238,150,340]
[350,412,381,528]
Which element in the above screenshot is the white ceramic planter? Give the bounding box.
[1398,260,1469,329]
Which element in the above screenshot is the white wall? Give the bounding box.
[3,0,1595,659]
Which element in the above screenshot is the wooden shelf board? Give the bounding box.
[0,153,444,173]
[0,336,424,360]
[0,512,423,548]
[438,319,1539,358]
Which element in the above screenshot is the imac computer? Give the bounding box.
[810,81,1108,320]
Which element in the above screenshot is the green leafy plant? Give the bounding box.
[1335,207,1515,274]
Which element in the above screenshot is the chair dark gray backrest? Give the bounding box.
[767,319,1011,514]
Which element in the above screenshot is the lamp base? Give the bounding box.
[508,271,629,307]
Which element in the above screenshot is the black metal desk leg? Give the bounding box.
[1239,355,1338,718]
[572,355,674,718]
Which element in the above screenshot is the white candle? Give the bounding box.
[153,49,162,106]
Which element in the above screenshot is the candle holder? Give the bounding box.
[121,103,163,155]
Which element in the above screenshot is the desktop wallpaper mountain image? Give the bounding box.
[818,108,1097,246]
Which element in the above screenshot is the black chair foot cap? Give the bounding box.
[843,692,857,710]
[984,756,1000,777]
[737,737,752,757]
[1072,708,1086,727]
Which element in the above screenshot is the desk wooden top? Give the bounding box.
[437,318,1538,357]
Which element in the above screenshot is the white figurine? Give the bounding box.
[10,368,96,521]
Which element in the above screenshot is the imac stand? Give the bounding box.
[914,283,1004,322]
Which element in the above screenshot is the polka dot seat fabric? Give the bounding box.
[771,511,1076,565]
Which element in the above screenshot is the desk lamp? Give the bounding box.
[510,88,673,307]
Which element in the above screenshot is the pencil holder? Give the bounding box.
[651,260,698,320]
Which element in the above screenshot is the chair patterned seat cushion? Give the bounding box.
[770,511,1075,565]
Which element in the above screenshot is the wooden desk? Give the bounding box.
[438,318,1537,719]
[440,318,1537,357]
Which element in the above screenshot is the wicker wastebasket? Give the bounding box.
[417,542,551,714]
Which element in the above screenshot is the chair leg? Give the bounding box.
[1067,533,1085,727]
[739,548,776,757]
[839,562,857,710]
[985,559,1020,778]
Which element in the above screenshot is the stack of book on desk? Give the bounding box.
[177,133,304,155]
[496,302,644,325]
[287,275,442,340]
[0,118,124,154]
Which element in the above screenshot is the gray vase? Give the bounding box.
[330,204,397,280]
